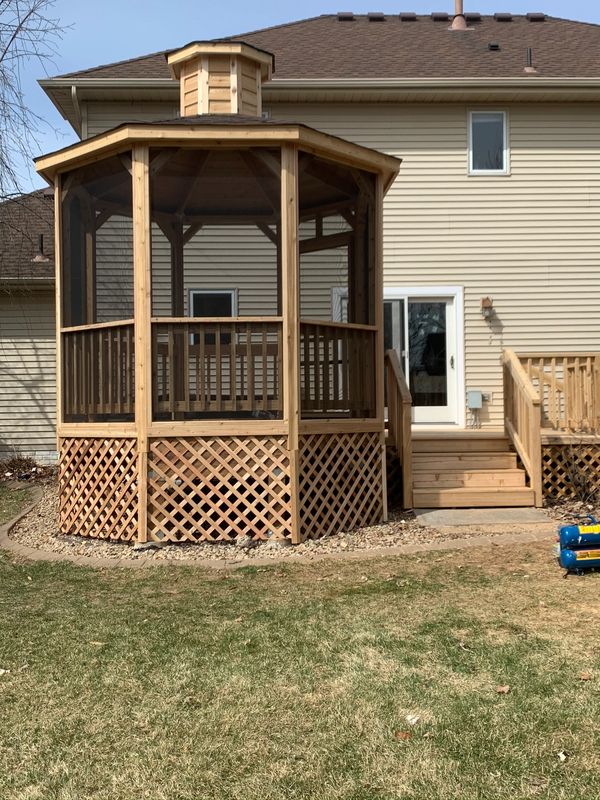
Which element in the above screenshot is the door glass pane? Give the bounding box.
[471,112,505,172]
[408,301,447,407]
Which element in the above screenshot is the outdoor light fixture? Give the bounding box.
[481,297,494,319]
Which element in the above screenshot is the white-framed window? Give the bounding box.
[468,111,509,175]
[188,288,237,318]
[188,289,237,345]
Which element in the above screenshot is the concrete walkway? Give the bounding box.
[414,506,553,528]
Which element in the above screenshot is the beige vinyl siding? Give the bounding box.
[269,101,600,426]
[86,101,178,138]
[0,289,56,462]
[96,216,134,320]
[150,224,344,319]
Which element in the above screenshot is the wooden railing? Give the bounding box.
[385,349,413,509]
[502,349,542,506]
[300,319,377,418]
[519,353,600,434]
[62,320,135,420]
[151,318,283,418]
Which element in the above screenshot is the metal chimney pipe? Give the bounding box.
[451,0,468,30]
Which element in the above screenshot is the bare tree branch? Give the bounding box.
[0,0,63,201]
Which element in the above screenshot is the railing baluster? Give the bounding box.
[168,325,175,415]
[215,324,222,412]
[261,326,268,411]
[183,323,190,413]
[230,323,237,412]
[243,323,250,408]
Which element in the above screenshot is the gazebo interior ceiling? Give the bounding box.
[74,148,364,225]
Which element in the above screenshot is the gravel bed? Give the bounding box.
[4,481,477,563]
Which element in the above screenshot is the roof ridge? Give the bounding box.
[221,13,333,40]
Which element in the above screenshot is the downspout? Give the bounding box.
[71,85,83,137]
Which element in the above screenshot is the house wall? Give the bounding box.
[85,101,178,138]
[0,288,56,463]
[268,101,600,427]
[82,98,600,427]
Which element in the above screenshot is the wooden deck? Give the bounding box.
[385,349,600,510]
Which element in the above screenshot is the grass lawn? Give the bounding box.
[0,484,30,525]
[1,539,599,799]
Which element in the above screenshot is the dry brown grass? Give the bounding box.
[0,541,599,799]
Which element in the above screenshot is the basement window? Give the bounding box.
[468,111,509,175]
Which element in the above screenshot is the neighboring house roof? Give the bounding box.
[55,14,600,81]
[0,190,54,282]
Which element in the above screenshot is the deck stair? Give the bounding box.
[410,431,535,508]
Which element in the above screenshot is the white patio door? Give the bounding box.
[333,286,462,426]
[384,292,459,425]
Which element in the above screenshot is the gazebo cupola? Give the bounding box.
[167,41,273,117]
[35,47,400,547]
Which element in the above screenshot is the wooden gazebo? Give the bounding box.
[35,42,400,544]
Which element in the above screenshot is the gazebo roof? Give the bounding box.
[34,116,401,190]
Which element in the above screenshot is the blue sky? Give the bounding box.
[21,0,600,190]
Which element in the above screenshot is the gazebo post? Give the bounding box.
[374,174,388,522]
[132,144,152,543]
[170,219,185,418]
[81,197,96,324]
[281,143,301,543]
[54,178,63,448]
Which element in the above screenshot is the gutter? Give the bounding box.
[261,76,600,101]
[39,78,178,90]
[264,77,600,89]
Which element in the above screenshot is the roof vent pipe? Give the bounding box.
[524,46,539,74]
[451,0,468,30]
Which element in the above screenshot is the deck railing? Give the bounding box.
[385,349,413,508]
[502,349,542,506]
[300,320,377,418]
[519,353,600,434]
[62,320,135,420]
[151,318,283,418]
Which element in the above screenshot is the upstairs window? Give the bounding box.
[469,111,508,175]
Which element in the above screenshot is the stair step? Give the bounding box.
[413,487,535,509]
[413,452,518,471]
[412,435,511,453]
[412,469,526,490]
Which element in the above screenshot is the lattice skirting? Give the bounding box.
[299,432,384,540]
[147,436,292,542]
[543,444,600,500]
[59,437,139,540]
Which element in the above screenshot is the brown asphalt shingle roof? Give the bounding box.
[0,190,54,282]
[56,14,600,81]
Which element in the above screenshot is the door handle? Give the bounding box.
[450,355,455,369]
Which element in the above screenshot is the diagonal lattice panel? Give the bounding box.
[147,436,292,542]
[299,432,383,540]
[59,437,139,540]
[542,444,600,500]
